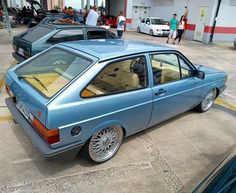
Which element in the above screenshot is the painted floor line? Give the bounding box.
[0,116,14,121]
[215,98,236,111]
[0,79,5,90]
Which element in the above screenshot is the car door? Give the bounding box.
[144,18,151,34]
[148,51,203,126]
[80,55,153,136]
[139,18,145,32]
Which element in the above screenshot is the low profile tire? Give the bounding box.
[149,29,154,36]
[137,27,140,33]
[83,125,124,163]
[195,89,217,112]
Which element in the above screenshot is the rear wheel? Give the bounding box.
[195,89,217,112]
[83,125,124,163]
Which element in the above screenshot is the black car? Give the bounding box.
[193,147,236,193]
[12,23,118,62]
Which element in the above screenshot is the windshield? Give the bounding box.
[15,48,93,98]
[21,26,54,42]
[151,19,164,25]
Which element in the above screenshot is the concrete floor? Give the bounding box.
[0,26,236,193]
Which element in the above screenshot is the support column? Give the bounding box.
[87,0,90,10]
[94,0,98,7]
[81,0,84,10]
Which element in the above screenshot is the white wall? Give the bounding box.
[216,0,236,27]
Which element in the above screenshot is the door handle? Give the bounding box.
[155,89,166,96]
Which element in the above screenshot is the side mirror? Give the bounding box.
[146,22,150,25]
[195,70,205,79]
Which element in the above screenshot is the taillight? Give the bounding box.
[23,50,31,58]
[5,84,16,103]
[12,16,16,20]
[30,115,59,144]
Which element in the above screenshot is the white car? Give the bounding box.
[137,17,170,36]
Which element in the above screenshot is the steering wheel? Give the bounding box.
[130,58,140,72]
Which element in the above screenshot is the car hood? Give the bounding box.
[193,64,225,75]
[151,25,170,30]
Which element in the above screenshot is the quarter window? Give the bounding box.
[81,56,148,98]
[50,29,84,43]
[87,30,113,39]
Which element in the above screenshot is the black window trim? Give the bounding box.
[149,50,196,87]
[80,54,150,99]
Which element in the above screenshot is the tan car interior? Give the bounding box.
[81,55,190,97]
[81,58,144,97]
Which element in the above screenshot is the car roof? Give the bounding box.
[146,17,162,19]
[60,39,174,61]
[39,23,109,30]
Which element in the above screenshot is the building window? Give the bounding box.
[229,0,236,6]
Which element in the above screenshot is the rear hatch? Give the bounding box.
[6,70,48,125]
[13,25,54,57]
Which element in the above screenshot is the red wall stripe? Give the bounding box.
[126,18,132,24]
[186,23,236,34]
[185,24,196,31]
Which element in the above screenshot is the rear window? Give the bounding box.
[15,48,93,98]
[21,26,54,42]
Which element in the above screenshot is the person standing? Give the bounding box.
[0,7,4,29]
[166,14,178,44]
[85,6,99,26]
[116,11,126,39]
[175,15,185,44]
[58,8,80,24]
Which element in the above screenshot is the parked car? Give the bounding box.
[17,0,61,27]
[193,147,236,193]
[101,15,117,27]
[234,38,236,48]
[3,14,17,28]
[137,17,170,36]
[5,40,227,163]
[12,23,118,62]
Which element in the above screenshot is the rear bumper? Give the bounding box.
[5,97,85,158]
[12,52,26,63]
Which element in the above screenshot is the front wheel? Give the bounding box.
[195,89,217,112]
[149,29,154,36]
[137,27,140,33]
[84,125,124,163]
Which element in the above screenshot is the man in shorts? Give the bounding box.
[167,14,178,44]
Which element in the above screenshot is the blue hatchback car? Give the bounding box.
[5,40,227,162]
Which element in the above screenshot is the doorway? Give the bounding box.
[194,6,208,42]
[131,6,150,29]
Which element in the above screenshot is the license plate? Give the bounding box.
[16,101,30,120]
[18,48,24,56]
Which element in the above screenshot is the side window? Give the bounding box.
[179,57,193,78]
[49,29,84,43]
[81,56,148,98]
[87,30,113,39]
[150,53,181,85]
[146,18,150,24]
